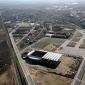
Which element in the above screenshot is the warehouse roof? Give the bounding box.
[27,50,62,62]
[42,52,62,61]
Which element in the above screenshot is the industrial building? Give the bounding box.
[26,50,62,68]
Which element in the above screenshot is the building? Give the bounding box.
[26,50,62,68]
[16,22,35,29]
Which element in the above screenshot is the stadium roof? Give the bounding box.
[27,50,62,61]
[42,52,62,61]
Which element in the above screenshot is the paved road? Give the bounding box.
[55,29,85,85]
[9,32,35,85]
[16,34,28,45]
[56,30,85,58]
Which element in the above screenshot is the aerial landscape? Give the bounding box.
[0,0,85,85]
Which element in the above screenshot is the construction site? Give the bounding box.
[31,37,66,52]
[23,50,82,85]
[11,21,85,85]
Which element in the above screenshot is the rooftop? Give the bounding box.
[16,22,31,28]
[27,50,62,62]
[42,52,62,61]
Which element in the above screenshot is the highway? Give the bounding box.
[0,12,35,85]
[9,31,35,85]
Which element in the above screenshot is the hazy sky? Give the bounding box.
[0,0,84,4]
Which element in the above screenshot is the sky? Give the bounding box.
[0,0,57,2]
[0,0,84,4]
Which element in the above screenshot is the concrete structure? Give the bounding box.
[45,33,54,37]
[9,31,35,85]
[42,52,62,61]
[27,50,62,62]
[16,22,31,28]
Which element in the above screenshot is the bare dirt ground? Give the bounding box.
[79,39,85,49]
[27,64,72,85]
[0,65,18,85]
[14,37,22,43]
[56,56,75,75]
[31,37,66,50]
[43,43,59,52]
[25,54,82,85]
[56,56,82,78]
